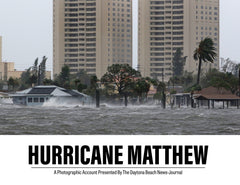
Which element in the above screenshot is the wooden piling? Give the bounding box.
[96,89,100,108]
[162,92,166,109]
[212,100,215,109]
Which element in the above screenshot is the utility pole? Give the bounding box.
[162,68,166,109]
[96,82,100,108]
[96,89,100,108]
[162,68,164,83]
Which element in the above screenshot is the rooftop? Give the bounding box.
[195,87,240,100]
[10,86,90,98]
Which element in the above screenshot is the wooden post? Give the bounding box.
[227,101,229,109]
[223,101,225,109]
[212,100,215,109]
[96,89,100,108]
[191,92,194,108]
[162,91,166,109]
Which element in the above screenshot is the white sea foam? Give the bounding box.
[42,97,92,108]
[0,98,13,104]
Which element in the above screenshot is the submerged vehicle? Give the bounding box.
[10,85,92,106]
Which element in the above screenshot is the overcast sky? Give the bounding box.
[0,0,239,71]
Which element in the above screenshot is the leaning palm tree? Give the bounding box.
[194,37,217,85]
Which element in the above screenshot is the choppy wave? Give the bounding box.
[0,99,240,135]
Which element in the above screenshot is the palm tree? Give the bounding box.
[194,37,217,85]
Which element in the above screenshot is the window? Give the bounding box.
[28,98,32,103]
[40,98,44,103]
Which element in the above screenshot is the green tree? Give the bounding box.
[172,48,187,77]
[71,70,91,88]
[60,65,70,82]
[77,83,87,92]
[38,56,47,85]
[43,78,53,85]
[90,75,98,89]
[232,64,240,77]
[133,78,151,102]
[101,64,141,95]
[19,68,32,89]
[55,65,71,88]
[153,92,162,102]
[8,77,19,91]
[26,56,48,86]
[221,58,240,77]
[74,79,81,89]
[30,58,38,85]
[193,37,217,85]
[169,71,194,91]
[8,77,15,91]
[73,78,87,92]
[201,69,239,94]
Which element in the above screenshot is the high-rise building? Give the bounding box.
[53,0,132,79]
[138,0,219,81]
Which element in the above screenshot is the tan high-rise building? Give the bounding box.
[138,0,219,81]
[53,0,132,79]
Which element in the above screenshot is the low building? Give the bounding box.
[171,93,192,107]
[6,70,24,79]
[0,62,51,81]
[10,85,92,106]
[0,61,14,81]
[7,70,51,80]
[194,86,240,108]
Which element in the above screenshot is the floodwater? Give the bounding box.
[0,98,239,135]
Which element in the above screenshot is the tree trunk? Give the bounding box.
[124,94,128,107]
[197,58,202,85]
